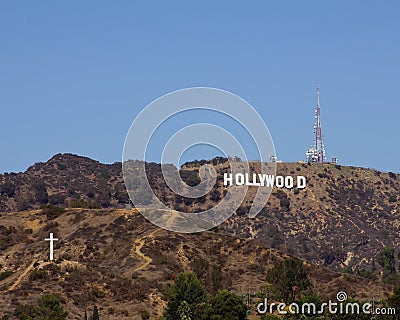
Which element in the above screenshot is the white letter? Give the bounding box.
[318,302,327,314]
[297,176,307,189]
[362,303,371,314]
[236,173,244,185]
[285,176,294,189]
[277,303,287,314]
[257,298,268,314]
[224,173,233,186]
[328,301,338,314]
[345,303,360,314]
[302,303,316,314]
[269,302,276,314]
[258,174,275,187]
[289,303,299,314]
[252,173,260,186]
[275,176,284,188]
[245,173,253,186]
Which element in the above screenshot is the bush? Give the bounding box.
[387,285,400,313]
[266,257,311,303]
[14,293,68,320]
[32,180,48,204]
[180,169,201,187]
[164,272,206,320]
[0,270,14,281]
[139,306,150,320]
[48,194,66,206]
[377,247,396,275]
[388,171,397,180]
[70,198,99,209]
[279,198,290,211]
[317,172,328,178]
[57,163,67,170]
[0,182,16,197]
[114,184,128,203]
[92,305,100,320]
[203,290,247,320]
[41,204,66,220]
[210,189,221,202]
[274,189,286,199]
[29,268,49,281]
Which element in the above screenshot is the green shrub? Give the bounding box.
[29,268,49,281]
[180,169,201,187]
[14,293,68,319]
[203,290,247,320]
[139,306,150,320]
[266,257,311,303]
[388,171,397,180]
[70,198,100,209]
[0,270,14,281]
[0,182,16,197]
[164,272,206,319]
[41,204,65,219]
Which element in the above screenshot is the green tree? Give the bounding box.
[209,264,223,295]
[203,290,247,320]
[164,272,206,320]
[266,257,311,302]
[386,285,400,315]
[40,204,65,220]
[37,294,68,319]
[0,181,16,197]
[377,247,396,275]
[293,294,322,319]
[178,301,192,320]
[14,293,68,320]
[32,181,48,204]
[92,305,99,320]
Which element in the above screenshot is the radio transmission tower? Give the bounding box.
[306,87,326,163]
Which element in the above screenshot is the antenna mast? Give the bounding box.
[306,87,326,163]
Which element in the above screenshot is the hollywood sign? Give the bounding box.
[223,173,306,189]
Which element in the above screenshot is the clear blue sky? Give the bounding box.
[1,1,399,173]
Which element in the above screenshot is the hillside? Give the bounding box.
[0,208,394,319]
[0,154,125,212]
[0,154,399,272]
[0,154,399,318]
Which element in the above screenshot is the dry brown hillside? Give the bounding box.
[1,154,398,271]
[0,155,399,318]
[0,208,393,319]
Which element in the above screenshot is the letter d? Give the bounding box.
[257,298,268,314]
[297,176,307,189]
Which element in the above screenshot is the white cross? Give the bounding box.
[44,233,59,261]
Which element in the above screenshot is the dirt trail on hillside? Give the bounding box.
[165,210,179,228]
[149,291,166,318]
[132,228,160,272]
[8,259,38,291]
[132,210,179,272]
[7,258,81,292]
